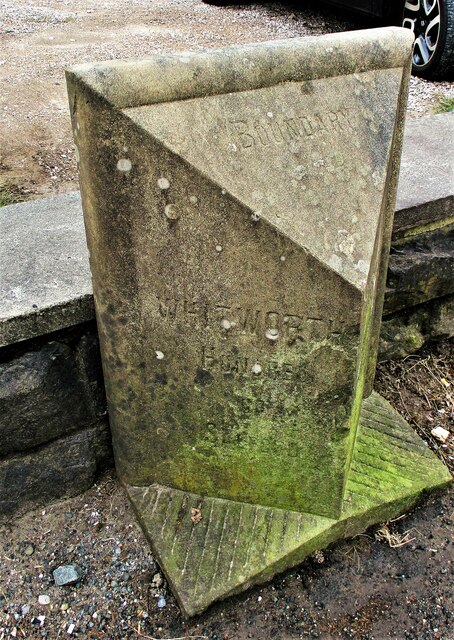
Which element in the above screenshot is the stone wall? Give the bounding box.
[380,294,454,361]
[0,323,112,517]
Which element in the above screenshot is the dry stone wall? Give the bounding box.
[0,324,112,516]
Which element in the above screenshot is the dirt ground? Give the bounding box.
[1,0,453,200]
[1,341,453,640]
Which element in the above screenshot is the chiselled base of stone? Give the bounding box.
[127,392,451,617]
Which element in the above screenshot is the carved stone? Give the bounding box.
[66,28,451,616]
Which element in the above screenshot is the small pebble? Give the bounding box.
[152,573,163,588]
[53,565,82,586]
[431,426,450,443]
[38,595,50,606]
[157,596,166,608]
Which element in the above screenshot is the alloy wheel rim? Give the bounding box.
[402,0,441,68]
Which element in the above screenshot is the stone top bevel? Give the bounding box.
[66,27,414,110]
[124,98,366,294]
[121,60,408,292]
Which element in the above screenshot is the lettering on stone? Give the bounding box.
[229,108,354,150]
[156,297,334,343]
[200,345,295,378]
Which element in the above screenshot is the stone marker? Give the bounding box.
[67,27,451,616]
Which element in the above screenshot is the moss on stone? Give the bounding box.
[127,392,451,617]
[148,339,356,517]
[392,216,454,244]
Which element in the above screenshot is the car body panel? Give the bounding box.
[326,0,380,18]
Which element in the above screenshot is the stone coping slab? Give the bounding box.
[0,192,93,347]
[393,113,454,237]
[1,114,452,348]
[127,392,451,617]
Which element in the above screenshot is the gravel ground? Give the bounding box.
[0,0,453,199]
[1,341,453,640]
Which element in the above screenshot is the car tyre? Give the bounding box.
[402,0,454,79]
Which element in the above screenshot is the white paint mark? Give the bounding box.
[356,260,368,274]
[221,319,235,330]
[328,254,343,272]
[117,158,132,172]
[158,177,170,189]
[431,426,450,443]
[164,204,180,220]
[265,328,279,341]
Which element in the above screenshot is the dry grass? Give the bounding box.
[375,339,454,474]
[0,179,29,207]
[374,524,417,548]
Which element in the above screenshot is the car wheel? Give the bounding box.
[402,0,454,79]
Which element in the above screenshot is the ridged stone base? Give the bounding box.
[127,392,451,617]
